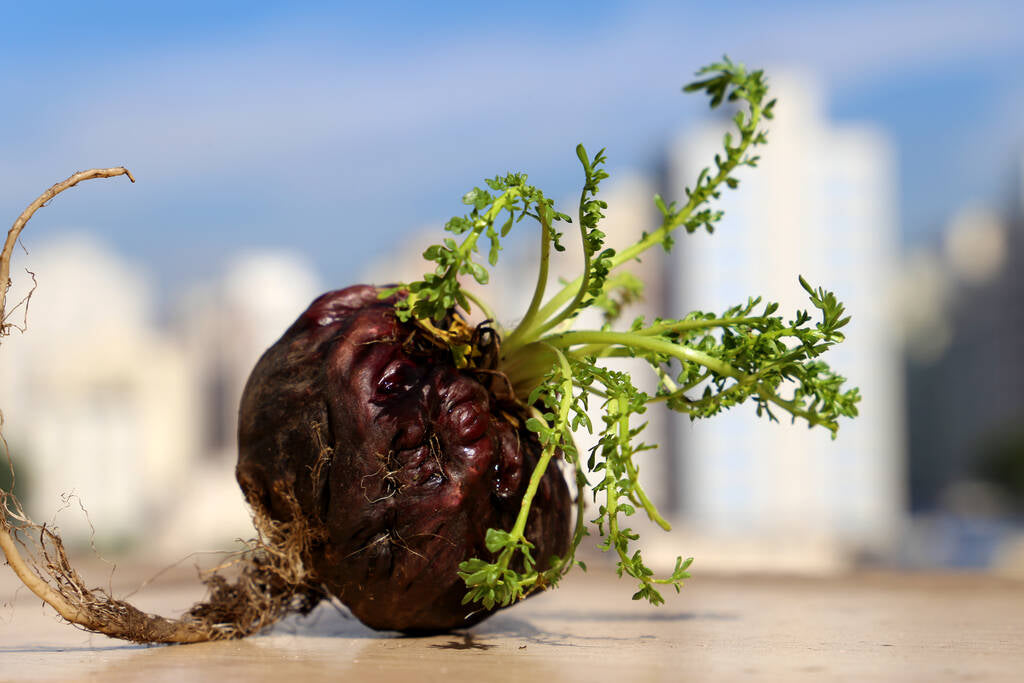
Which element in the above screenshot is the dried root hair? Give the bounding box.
[0,170,323,644]
[1,482,324,643]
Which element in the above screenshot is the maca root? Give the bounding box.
[235,285,571,633]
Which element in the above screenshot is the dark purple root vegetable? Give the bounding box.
[236,285,572,632]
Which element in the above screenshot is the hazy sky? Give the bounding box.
[1,1,1022,292]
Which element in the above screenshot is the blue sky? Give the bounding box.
[1,1,1022,291]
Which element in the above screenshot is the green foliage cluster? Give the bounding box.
[382,174,570,324]
[387,57,860,610]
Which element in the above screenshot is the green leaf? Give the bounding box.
[470,262,489,284]
[524,417,547,433]
[485,528,513,554]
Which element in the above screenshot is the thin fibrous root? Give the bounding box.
[0,169,323,644]
[1,484,324,643]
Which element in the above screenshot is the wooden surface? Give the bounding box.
[1,565,1022,682]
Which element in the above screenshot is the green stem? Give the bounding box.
[502,196,597,358]
[463,289,497,322]
[655,365,680,394]
[645,369,709,406]
[568,343,623,360]
[679,370,711,392]
[604,397,674,585]
[624,458,671,531]
[532,412,588,587]
[757,385,838,433]
[498,345,574,569]
[528,175,596,339]
[545,330,743,381]
[503,210,553,350]
[456,189,521,261]
[609,101,764,271]
[566,316,771,359]
[603,394,627,557]
[517,93,766,343]
[635,315,771,336]
[559,331,818,426]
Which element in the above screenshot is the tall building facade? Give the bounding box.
[665,72,905,552]
[904,158,1024,514]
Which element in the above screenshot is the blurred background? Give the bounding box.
[1,0,1023,576]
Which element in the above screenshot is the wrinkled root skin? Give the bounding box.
[237,285,572,632]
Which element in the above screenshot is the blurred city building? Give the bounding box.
[904,206,1018,511]
[0,240,323,555]
[164,251,323,554]
[176,251,323,460]
[0,235,196,547]
[898,150,1024,570]
[665,71,905,563]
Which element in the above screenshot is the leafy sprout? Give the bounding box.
[387,57,858,608]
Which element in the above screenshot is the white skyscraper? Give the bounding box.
[666,71,905,553]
